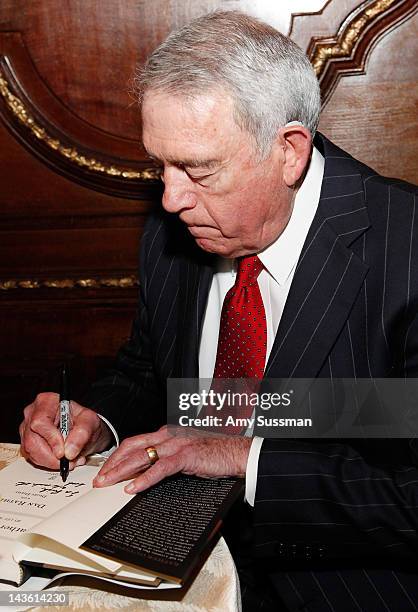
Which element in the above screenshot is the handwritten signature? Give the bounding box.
[15,481,86,497]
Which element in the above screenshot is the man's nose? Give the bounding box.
[161,167,196,213]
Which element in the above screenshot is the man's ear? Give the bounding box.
[277,125,312,187]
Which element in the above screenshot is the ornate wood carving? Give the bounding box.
[308,0,418,105]
[0,275,139,291]
[0,57,160,198]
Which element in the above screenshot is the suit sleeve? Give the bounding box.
[82,216,166,439]
[254,312,418,565]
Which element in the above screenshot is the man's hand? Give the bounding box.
[93,425,251,494]
[19,392,112,470]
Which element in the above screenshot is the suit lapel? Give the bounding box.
[265,135,370,379]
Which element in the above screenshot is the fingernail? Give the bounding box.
[53,446,62,458]
[65,444,77,460]
[125,483,135,493]
[95,475,105,485]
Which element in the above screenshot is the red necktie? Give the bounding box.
[209,255,267,433]
[213,255,267,379]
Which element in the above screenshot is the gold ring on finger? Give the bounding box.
[145,446,159,465]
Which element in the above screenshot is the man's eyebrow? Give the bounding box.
[178,158,221,169]
[146,152,221,169]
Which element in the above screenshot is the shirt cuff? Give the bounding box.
[96,414,120,457]
[245,436,264,506]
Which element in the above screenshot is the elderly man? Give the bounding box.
[20,11,418,612]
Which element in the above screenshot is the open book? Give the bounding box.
[0,457,243,589]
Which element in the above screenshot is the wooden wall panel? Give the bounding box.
[318,10,418,183]
[0,0,417,442]
[0,1,160,441]
[0,297,136,440]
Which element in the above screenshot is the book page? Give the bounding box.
[16,481,134,573]
[0,458,99,533]
[0,458,99,584]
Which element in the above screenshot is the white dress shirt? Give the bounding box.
[198,146,325,505]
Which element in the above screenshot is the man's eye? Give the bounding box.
[186,171,214,183]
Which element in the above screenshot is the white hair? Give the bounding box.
[135,10,321,157]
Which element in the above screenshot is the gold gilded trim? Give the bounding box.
[0,70,159,181]
[0,276,139,290]
[311,0,397,76]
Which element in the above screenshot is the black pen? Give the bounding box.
[59,364,71,482]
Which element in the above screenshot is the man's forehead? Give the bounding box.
[143,129,225,167]
[142,89,244,165]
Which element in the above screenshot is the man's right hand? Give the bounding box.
[19,392,112,470]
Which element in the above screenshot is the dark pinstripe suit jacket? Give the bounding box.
[88,134,418,611]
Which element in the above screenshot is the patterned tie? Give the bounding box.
[209,255,267,433]
[213,255,267,379]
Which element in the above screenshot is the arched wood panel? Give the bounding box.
[318,8,418,181]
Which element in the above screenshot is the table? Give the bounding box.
[0,444,241,611]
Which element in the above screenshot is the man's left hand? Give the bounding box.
[93,425,251,493]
